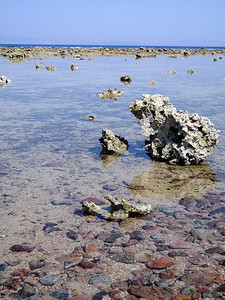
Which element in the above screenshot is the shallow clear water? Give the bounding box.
[0,54,225,205]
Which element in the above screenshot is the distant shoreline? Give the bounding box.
[0,46,225,64]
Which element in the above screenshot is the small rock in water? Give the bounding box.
[70,63,79,71]
[99,129,128,155]
[50,289,69,300]
[88,274,112,285]
[149,80,156,86]
[66,230,78,241]
[10,243,35,253]
[42,222,58,232]
[187,69,194,74]
[0,231,7,238]
[29,259,46,270]
[103,184,118,191]
[20,284,36,299]
[120,75,132,85]
[39,274,60,286]
[82,115,99,120]
[97,87,124,101]
[167,71,176,75]
[51,199,76,205]
[109,253,135,264]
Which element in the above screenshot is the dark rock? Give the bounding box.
[91,291,108,300]
[51,199,76,205]
[0,263,9,271]
[109,253,135,264]
[50,289,69,300]
[66,230,78,241]
[20,284,36,299]
[9,243,35,253]
[209,206,225,215]
[88,274,112,285]
[42,222,58,231]
[29,259,46,271]
[129,230,145,241]
[39,274,60,286]
[168,250,187,257]
[105,233,123,243]
[78,260,95,269]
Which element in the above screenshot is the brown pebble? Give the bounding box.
[147,256,174,269]
[78,260,95,269]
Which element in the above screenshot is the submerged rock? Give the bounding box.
[149,80,156,86]
[96,87,123,101]
[99,129,128,155]
[82,194,151,220]
[0,75,11,88]
[82,115,99,120]
[129,94,220,165]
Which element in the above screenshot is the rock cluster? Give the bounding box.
[82,194,151,220]
[0,75,11,88]
[99,129,128,155]
[96,87,123,101]
[120,74,132,85]
[129,94,220,165]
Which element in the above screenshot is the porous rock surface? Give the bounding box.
[99,129,128,155]
[129,94,220,165]
[96,87,123,100]
[0,75,11,88]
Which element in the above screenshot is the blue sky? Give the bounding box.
[0,0,225,46]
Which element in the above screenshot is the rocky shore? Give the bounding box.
[0,46,224,64]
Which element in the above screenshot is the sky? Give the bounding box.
[0,0,225,46]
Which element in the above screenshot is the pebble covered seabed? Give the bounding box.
[0,48,225,299]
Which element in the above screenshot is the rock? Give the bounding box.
[88,274,112,285]
[96,87,123,101]
[182,273,214,286]
[129,94,220,165]
[187,69,194,74]
[147,256,174,269]
[109,252,135,264]
[29,259,46,271]
[82,115,99,120]
[39,274,60,286]
[51,199,76,205]
[120,75,132,85]
[20,284,36,299]
[105,233,123,243]
[45,65,55,71]
[70,63,79,71]
[0,75,11,88]
[149,80,156,86]
[99,129,128,155]
[102,184,118,191]
[0,263,9,271]
[11,268,29,277]
[167,71,176,75]
[64,255,83,269]
[50,289,69,300]
[82,194,151,220]
[78,260,95,269]
[128,286,177,299]
[9,243,35,253]
[0,231,7,238]
[66,230,78,241]
[42,222,58,232]
[81,197,105,205]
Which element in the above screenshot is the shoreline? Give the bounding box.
[0,46,225,63]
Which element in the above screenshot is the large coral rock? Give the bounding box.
[129,94,220,165]
[99,129,128,155]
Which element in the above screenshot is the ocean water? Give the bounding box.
[0,53,225,207]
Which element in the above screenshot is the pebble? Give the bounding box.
[88,274,112,285]
[66,230,78,241]
[50,289,69,300]
[51,199,76,205]
[39,274,61,286]
[109,253,135,264]
[0,231,7,238]
[147,256,174,269]
[29,259,46,270]
[182,272,214,286]
[42,222,58,231]
[20,284,36,298]
[102,184,118,191]
[81,197,105,205]
[9,243,35,253]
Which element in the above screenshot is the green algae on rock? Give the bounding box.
[82,195,151,220]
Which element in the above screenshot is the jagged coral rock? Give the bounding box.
[96,87,123,101]
[99,129,128,155]
[82,195,151,220]
[0,75,11,88]
[129,94,220,165]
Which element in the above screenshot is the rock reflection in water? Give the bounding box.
[129,161,217,201]
[99,153,121,168]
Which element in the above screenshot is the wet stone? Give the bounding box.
[42,222,58,231]
[66,230,78,241]
[20,284,36,299]
[39,274,60,286]
[51,199,76,205]
[182,272,214,287]
[104,233,123,243]
[29,259,46,271]
[156,245,170,251]
[209,206,225,215]
[102,184,118,191]
[88,274,112,285]
[147,256,174,269]
[0,263,9,271]
[109,253,135,264]
[50,289,69,300]
[150,234,165,243]
[78,260,95,269]
[168,250,187,257]
[9,243,35,253]
[129,230,145,241]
